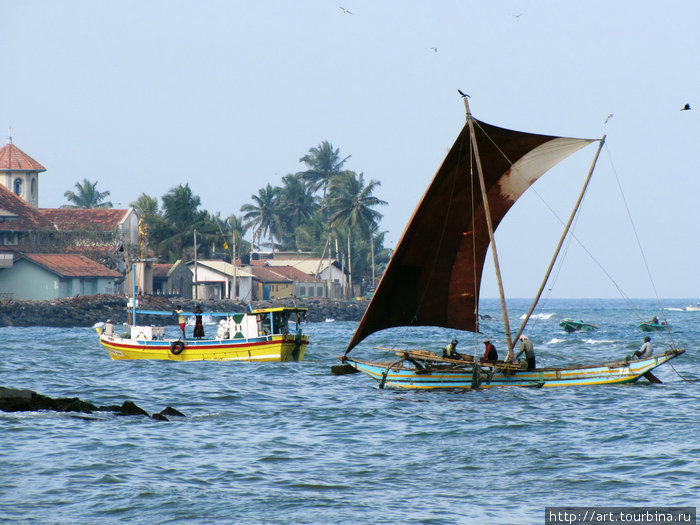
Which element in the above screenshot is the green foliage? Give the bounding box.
[62,179,113,209]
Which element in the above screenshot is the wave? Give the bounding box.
[522,313,554,320]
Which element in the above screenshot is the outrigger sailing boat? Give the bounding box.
[336,96,684,388]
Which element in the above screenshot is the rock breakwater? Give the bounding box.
[0,295,369,327]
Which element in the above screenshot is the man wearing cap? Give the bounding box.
[515,335,536,370]
[633,336,653,358]
[103,319,114,337]
[442,339,461,360]
[480,338,498,363]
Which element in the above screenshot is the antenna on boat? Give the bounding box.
[461,93,515,357]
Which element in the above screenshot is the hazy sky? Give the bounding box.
[2,1,698,299]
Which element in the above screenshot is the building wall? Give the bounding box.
[0,260,117,300]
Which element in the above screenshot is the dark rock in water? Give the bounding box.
[0,386,183,421]
[0,387,98,413]
[159,406,186,417]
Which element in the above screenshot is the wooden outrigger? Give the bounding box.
[341,348,685,389]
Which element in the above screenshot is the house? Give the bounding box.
[0,141,138,294]
[152,261,193,297]
[249,263,325,300]
[0,253,122,300]
[186,259,254,301]
[257,255,347,299]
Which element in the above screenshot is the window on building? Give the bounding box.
[13,178,23,197]
[30,177,36,198]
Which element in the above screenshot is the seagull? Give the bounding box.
[681,103,691,111]
[457,89,470,98]
[514,13,523,18]
[605,113,614,124]
[339,6,352,14]
[430,47,438,53]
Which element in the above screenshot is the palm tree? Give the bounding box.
[326,171,387,297]
[130,193,160,218]
[156,184,209,261]
[240,184,283,253]
[62,179,113,208]
[278,173,320,250]
[299,141,351,200]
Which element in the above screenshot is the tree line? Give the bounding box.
[62,141,391,291]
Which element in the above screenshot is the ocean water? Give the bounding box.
[1,298,698,524]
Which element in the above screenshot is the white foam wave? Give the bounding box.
[521,312,554,320]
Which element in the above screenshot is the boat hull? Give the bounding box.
[638,322,670,332]
[100,334,309,362]
[559,319,597,333]
[341,350,684,389]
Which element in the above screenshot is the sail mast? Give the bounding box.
[463,96,514,352]
[514,135,606,343]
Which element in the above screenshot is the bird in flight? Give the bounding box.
[605,113,614,124]
[681,103,691,111]
[339,6,352,14]
[457,89,470,98]
[430,47,438,53]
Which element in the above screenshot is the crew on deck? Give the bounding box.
[515,335,536,370]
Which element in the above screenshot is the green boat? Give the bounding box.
[559,318,598,333]
[638,321,670,332]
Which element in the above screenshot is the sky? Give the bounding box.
[2,1,698,300]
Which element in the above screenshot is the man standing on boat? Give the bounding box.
[173,305,186,339]
[633,336,653,358]
[442,339,462,360]
[515,335,536,370]
[481,338,498,363]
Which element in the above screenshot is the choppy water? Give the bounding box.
[1,298,698,524]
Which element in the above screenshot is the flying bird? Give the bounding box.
[514,13,523,18]
[681,103,691,111]
[605,113,614,124]
[430,47,438,53]
[339,6,352,14]
[457,89,470,98]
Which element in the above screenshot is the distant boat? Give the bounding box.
[336,97,685,389]
[683,303,700,312]
[638,320,670,332]
[559,318,598,333]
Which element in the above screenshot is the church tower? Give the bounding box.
[0,135,46,208]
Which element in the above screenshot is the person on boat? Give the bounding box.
[480,338,498,363]
[173,305,186,339]
[515,335,536,370]
[633,336,653,358]
[650,315,659,324]
[103,319,114,337]
[193,305,205,339]
[442,339,462,360]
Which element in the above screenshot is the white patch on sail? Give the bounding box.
[499,137,593,202]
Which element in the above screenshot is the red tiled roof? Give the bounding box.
[152,263,172,278]
[40,208,131,232]
[0,143,46,172]
[0,185,53,230]
[250,264,319,283]
[20,253,122,278]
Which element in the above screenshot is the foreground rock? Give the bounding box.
[0,295,369,327]
[0,386,185,421]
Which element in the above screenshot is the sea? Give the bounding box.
[1,298,698,525]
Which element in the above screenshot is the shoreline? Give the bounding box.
[0,295,369,328]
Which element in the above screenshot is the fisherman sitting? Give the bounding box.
[633,336,653,358]
[442,339,462,360]
[481,338,498,363]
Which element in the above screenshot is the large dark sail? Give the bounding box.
[346,118,593,353]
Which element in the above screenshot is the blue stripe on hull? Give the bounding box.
[344,351,683,389]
